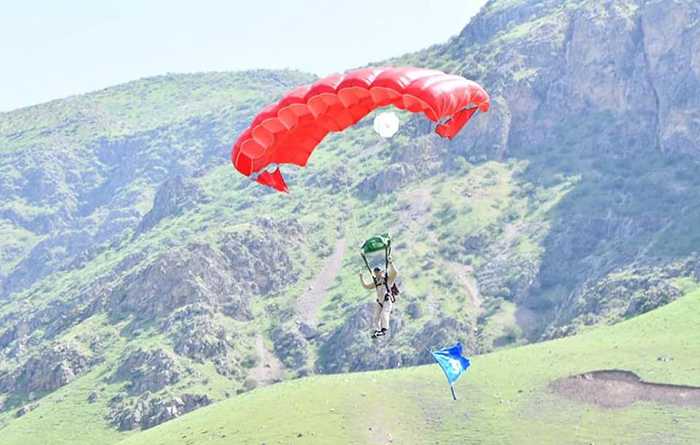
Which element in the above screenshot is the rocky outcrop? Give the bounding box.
[544,258,698,339]
[0,342,91,394]
[162,305,229,361]
[0,252,142,359]
[296,321,319,341]
[1,229,94,301]
[641,0,700,155]
[113,348,182,395]
[108,392,211,431]
[108,243,250,320]
[357,163,414,196]
[135,176,206,236]
[217,219,303,296]
[303,163,354,193]
[271,325,309,369]
[161,305,243,378]
[110,218,304,322]
[442,0,700,329]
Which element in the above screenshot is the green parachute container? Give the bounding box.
[361,233,391,255]
[360,233,392,273]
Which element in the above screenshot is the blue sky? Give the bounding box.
[0,0,486,112]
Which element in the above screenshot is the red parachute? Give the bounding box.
[231,66,489,192]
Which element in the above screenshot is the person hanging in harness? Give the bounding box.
[358,234,399,339]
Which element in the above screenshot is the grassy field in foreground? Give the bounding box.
[114,291,700,445]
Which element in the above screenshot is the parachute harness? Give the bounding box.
[360,235,395,304]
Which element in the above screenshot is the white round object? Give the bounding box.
[373,111,400,138]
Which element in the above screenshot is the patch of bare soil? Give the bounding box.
[249,334,284,386]
[551,369,700,408]
[445,261,482,310]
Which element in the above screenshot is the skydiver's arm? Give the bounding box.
[387,260,398,281]
[359,273,375,289]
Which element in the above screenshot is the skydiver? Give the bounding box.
[359,257,399,338]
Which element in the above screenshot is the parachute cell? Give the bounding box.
[231,66,489,191]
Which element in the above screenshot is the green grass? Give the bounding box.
[103,290,700,445]
[0,220,42,276]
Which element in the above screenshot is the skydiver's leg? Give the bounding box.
[373,302,383,332]
[380,299,393,332]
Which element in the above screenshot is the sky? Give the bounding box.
[0,0,487,112]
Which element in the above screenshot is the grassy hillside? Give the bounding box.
[107,289,700,445]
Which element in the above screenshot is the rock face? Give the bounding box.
[161,305,242,378]
[641,0,700,155]
[271,326,309,369]
[0,343,90,394]
[544,258,698,339]
[163,305,228,361]
[135,176,206,236]
[113,348,182,395]
[109,393,211,431]
[435,0,700,330]
[357,163,414,196]
[109,243,250,320]
[109,219,303,322]
[217,219,303,296]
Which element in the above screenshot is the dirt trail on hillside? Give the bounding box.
[250,239,346,386]
[295,238,346,326]
[551,369,700,408]
[445,261,482,310]
[398,187,483,313]
[250,334,284,386]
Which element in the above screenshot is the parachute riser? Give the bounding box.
[360,239,392,297]
[435,105,479,126]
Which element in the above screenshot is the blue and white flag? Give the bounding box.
[431,342,471,400]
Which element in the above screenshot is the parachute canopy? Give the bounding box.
[373,111,400,138]
[231,66,490,192]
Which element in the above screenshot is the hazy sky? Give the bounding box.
[0,0,487,112]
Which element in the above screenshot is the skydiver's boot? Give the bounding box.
[372,329,387,338]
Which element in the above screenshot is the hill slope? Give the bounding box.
[112,290,700,445]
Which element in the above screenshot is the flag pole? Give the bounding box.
[450,384,457,401]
